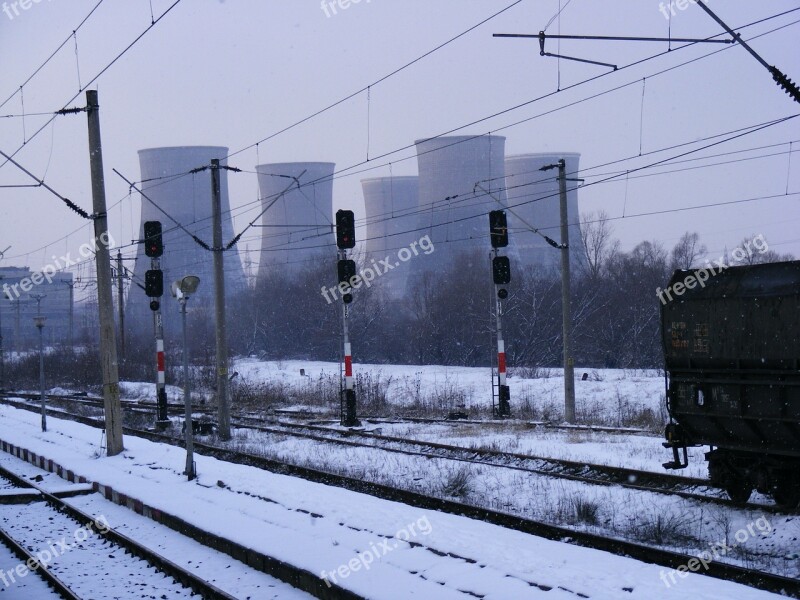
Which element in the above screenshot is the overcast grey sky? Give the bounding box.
[1,0,798,290]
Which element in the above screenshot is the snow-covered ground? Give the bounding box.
[232,359,666,423]
[0,404,791,600]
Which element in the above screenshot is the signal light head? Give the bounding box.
[489,210,509,248]
[492,256,511,285]
[497,288,508,299]
[149,300,160,311]
[336,209,356,249]
[343,293,353,304]
[143,221,164,258]
[145,269,164,298]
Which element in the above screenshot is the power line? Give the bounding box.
[0,0,106,111]
[0,0,183,176]
[225,0,524,160]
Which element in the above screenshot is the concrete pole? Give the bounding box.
[181,298,195,480]
[153,258,169,431]
[86,89,124,456]
[116,250,125,360]
[340,250,358,427]
[210,160,230,440]
[36,320,46,431]
[13,299,20,354]
[64,280,74,349]
[557,159,576,423]
[0,284,4,390]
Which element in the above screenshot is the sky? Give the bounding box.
[1,0,798,298]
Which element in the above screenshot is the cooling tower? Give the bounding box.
[256,162,336,278]
[504,153,586,273]
[127,146,245,340]
[414,135,509,275]
[361,176,418,298]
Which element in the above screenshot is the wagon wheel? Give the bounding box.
[772,478,800,511]
[725,478,753,504]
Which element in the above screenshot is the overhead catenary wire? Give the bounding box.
[5,8,798,265]
[225,0,524,160]
[0,0,183,176]
[0,0,106,112]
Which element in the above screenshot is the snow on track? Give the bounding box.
[0,540,63,600]
[0,404,786,600]
[0,502,200,599]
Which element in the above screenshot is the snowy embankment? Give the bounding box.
[0,404,785,600]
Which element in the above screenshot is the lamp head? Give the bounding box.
[171,275,200,300]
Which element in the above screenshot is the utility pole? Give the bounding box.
[210,159,230,440]
[116,250,125,360]
[556,159,576,423]
[62,280,75,349]
[86,89,124,456]
[34,314,46,431]
[0,284,4,391]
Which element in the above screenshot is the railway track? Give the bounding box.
[236,415,790,513]
[0,460,234,600]
[3,391,789,512]
[0,392,797,598]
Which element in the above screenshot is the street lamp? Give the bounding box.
[33,315,47,432]
[171,275,200,480]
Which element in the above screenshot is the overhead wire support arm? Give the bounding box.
[493,31,734,71]
[694,0,800,104]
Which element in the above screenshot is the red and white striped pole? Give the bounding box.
[344,341,353,391]
[494,249,511,417]
[157,338,165,386]
[341,280,359,426]
[497,338,506,387]
[153,257,169,430]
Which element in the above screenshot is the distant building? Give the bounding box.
[504,153,586,273]
[361,176,419,298]
[413,135,514,278]
[256,162,337,280]
[0,266,74,350]
[126,146,246,341]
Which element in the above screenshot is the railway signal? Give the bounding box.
[142,220,169,430]
[145,269,164,297]
[488,212,512,418]
[143,221,164,258]
[335,210,356,249]
[489,210,509,248]
[492,256,511,285]
[338,259,357,287]
[334,210,359,427]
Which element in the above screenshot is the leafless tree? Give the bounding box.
[670,232,707,270]
[580,210,618,280]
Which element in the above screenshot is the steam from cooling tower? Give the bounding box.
[255,162,336,280]
[361,176,418,298]
[127,146,245,340]
[413,135,512,277]
[504,153,586,274]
